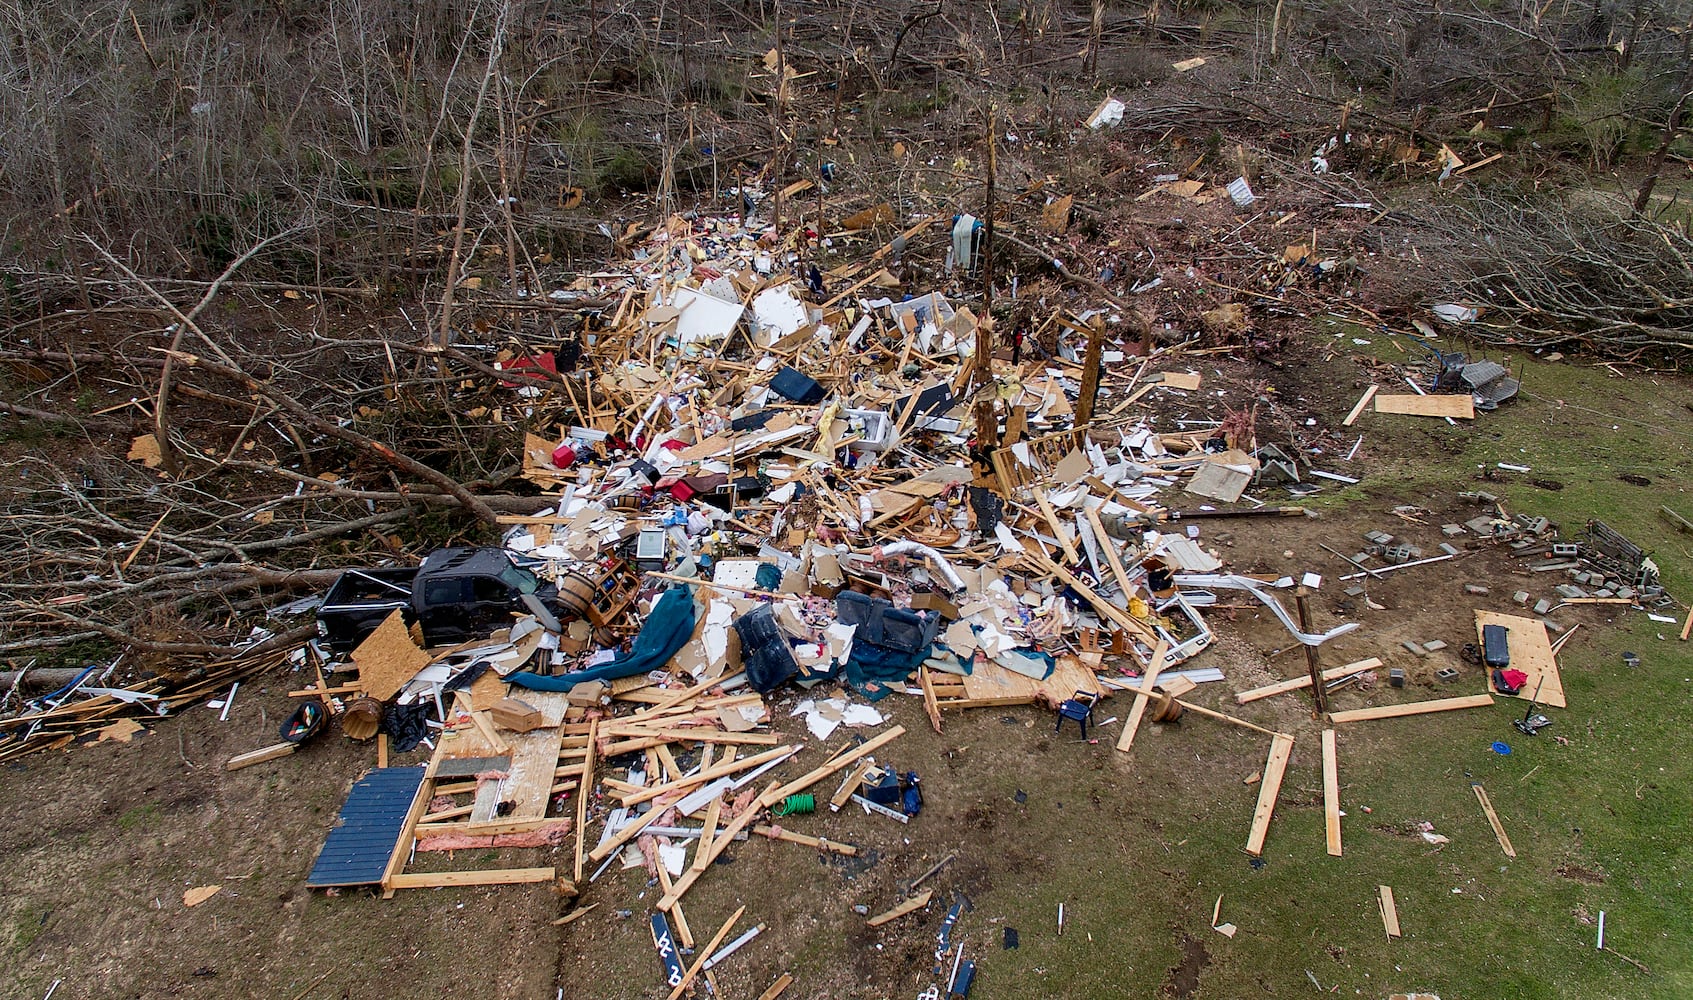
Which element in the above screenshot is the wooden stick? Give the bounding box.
[386,866,554,890]
[1033,489,1081,564]
[1681,605,1693,642]
[831,761,876,811]
[588,795,670,863]
[659,782,780,911]
[1236,658,1383,704]
[866,889,934,927]
[225,742,296,771]
[616,745,798,808]
[633,670,748,719]
[1245,733,1295,857]
[551,902,600,926]
[1116,639,1169,753]
[1342,385,1378,426]
[1328,694,1494,723]
[763,726,906,806]
[753,824,858,855]
[667,905,745,1000]
[1472,783,1517,858]
[1085,504,1136,599]
[757,973,795,1000]
[1322,729,1342,857]
[655,865,694,948]
[574,719,597,882]
[692,797,723,873]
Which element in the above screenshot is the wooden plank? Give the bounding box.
[831,761,876,811]
[1116,640,1170,753]
[1237,658,1383,704]
[1472,783,1517,858]
[1033,489,1081,563]
[760,727,905,807]
[574,720,596,883]
[386,866,555,890]
[1322,729,1342,858]
[226,742,296,771]
[1245,734,1295,857]
[1027,552,1159,644]
[757,973,795,1000]
[1342,385,1379,426]
[1683,605,1693,642]
[655,865,694,948]
[379,767,435,899]
[1373,393,1475,419]
[589,796,670,863]
[691,796,723,873]
[752,824,858,855]
[1378,885,1402,938]
[866,889,934,927]
[616,745,798,808]
[602,729,779,755]
[1328,694,1494,724]
[1085,505,1136,601]
[918,666,943,733]
[1475,610,1567,709]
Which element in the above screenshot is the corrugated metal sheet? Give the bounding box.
[305,765,427,888]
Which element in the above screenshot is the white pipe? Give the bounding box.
[872,541,967,592]
[1172,574,1360,646]
[703,923,765,970]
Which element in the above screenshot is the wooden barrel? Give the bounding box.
[556,566,606,620]
[342,696,383,741]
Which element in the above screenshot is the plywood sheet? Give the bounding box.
[352,610,431,702]
[959,654,1102,706]
[1373,393,1474,419]
[433,690,569,829]
[1474,610,1566,709]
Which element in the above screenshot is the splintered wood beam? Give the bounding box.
[1322,728,1342,858]
[617,745,798,808]
[667,905,745,1000]
[1115,639,1169,754]
[866,888,934,927]
[1472,783,1517,858]
[762,726,906,806]
[753,824,858,855]
[1245,733,1295,857]
[1328,694,1494,723]
[1342,385,1378,426]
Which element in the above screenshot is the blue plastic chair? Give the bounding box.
[1055,691,1099,737]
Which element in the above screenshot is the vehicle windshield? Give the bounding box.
[499,563,541,595]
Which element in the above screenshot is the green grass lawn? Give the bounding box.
[969,342,1692,998]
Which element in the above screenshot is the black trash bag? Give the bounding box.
[380,701,432,753]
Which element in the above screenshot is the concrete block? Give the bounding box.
[1402,640,1428,657]
[1542,618,1566,634]
[1440,542,1461,556]
[1424,639,1448,652]
[1441,524,1466,537]
[1465,584,1490,596]
[1554,584,1588,600]
[1513,591,1531,604]
[1533,598,1553,614]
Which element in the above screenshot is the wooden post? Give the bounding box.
[1294,588,1328,717]
[972,107,999,456]
[1075,316,1105,427]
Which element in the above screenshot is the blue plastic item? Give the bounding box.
[1491,741,1512,755]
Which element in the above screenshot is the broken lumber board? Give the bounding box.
[667,905,745,1000]
[1033,489,1081,563]
[1472,783,1517,859]
[1328,694,1494,724]
[1373,393,1475,419]
[1378,885,1402,938]
[761,726,907,807]
[659,785,778,911]
[1115,639,1170,754]
[573,719,596,882]
[1322,729,1342,858]
[1026,552,1160,644]
[918,666,943,733]
[616,745,798,808]
[1099,678,1283,738]
[753,823,858,855]
[226,741,296,771]
[866,889,934,927]
[1236,658,1383,704]
[632,670,747,720]
[654,865,694,948]
[601,729,779,755]
[386,866,555,890]
[757,973,795,1000]
[1474,610,1566,709]
[1085,504,1136,599]
[1683,606,1693,642]
[1245,733,1295,857]
[831,760,877,811]
[379,765,436,898]
[1342,385,1379,426]
[691,797,723,873]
